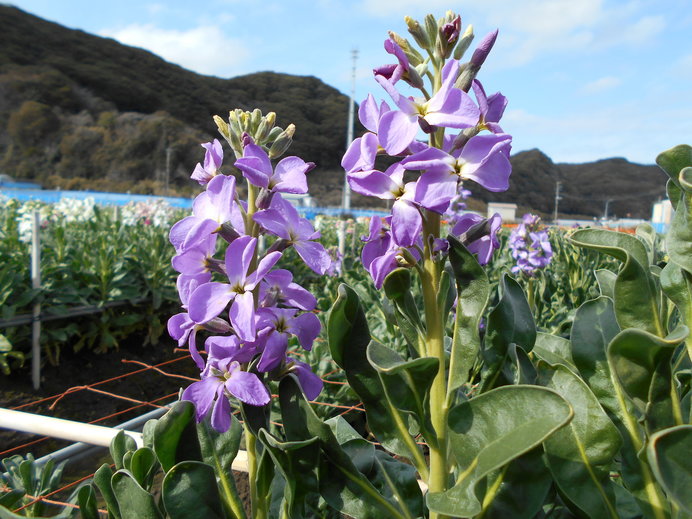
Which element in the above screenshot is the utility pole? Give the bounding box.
[553,181,562,222]
[339,48,358,257]
[604,198,613,221]
[165,146,172,197]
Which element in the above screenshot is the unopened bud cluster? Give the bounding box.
[214,109,295,160]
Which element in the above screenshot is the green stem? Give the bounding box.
[244,425,267,519]
[421,211,449,519]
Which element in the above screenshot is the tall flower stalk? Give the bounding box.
[168,109,328,519]
[343,11,511,511]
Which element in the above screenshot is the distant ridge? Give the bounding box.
[0,5,667,217]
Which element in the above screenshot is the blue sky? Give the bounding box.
[9,0,692,164]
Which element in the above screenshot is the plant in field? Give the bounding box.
[71,11,690,519]
[508,213,552,276]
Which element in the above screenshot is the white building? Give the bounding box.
[487,202,517,223]
[652,199,673,233]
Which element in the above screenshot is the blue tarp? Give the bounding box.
[0,188,390,220]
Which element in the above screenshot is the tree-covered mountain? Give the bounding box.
[0,5,667,217]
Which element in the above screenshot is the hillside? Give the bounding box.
[0,5,667,217]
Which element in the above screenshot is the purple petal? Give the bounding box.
[391,199,422,247]
[369,249,399,289]
[459,134,512,192]
[257,332,288,372]
[290,360,323,400]
[282,282,317,311]
[272,156,312,194]
[225,235,255,286]
[188,282,235,324]
[211,386,232,432]
[293,240,332,275]
[235,144,271,189]
[347,169,398,199]
[253,208,290,239]
[378,110,419,155]
[182,377,220,422]
[225,370,270,406]
[246,251,283,290]
[414,170,459,213]
[342,133,379,173]
[288,312,321,350]
[172,248,207,276]
[168,313,194,344]
[358,94,381,132]
[425,89,480,128]
[229,291,257,341]
[202,139,223,172]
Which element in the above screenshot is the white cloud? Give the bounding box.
[99,24,249,77]
[357,0,665,67]
[581,76,621,94]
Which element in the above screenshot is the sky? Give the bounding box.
[8,0,692,164]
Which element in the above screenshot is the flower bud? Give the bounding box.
[218,221,241,244]
[249,108,262,133]
[404,16,430,50]
[203,317,233,334]
[470,29,498,68]
[268,124,296,159]
[404,64,425,89]
[453,25,474,60]
[424,14,439,51]
[214,115,230,141]
[267,126,284,142]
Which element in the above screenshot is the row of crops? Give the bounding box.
[0,193,620,376]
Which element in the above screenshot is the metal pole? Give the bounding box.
[31,210,41,390]
[339,48,358,256]
[553,181,562,222]
[165,146,172,196]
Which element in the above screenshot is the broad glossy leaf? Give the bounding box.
[428,385,573,517]
[595,269,616,299]
[570,229,664,336]
[447,235,490,392]
[608,325,689,428]
[76,484,100,519]
[162,461,225,519]
[656,144,692,187]
[667,167,692,274]
[279,375,410,519]
[571,297,622,416]
[94,464,120,519]
[257,430,320,519]
[196,415,245,519]
[111,470,163,519]
[327,284,421,460]
[502,343,537,385]
[480,448,552,519]
[129,447,158,491]
[326,415,376,474]
[153,400,202,472]
[647,425,692,514]
[367,341,437,441]
[661,262,692,322]
[481,275,535,391]
[533,332,576,372]
[382,268,424,354]
[538,362,622,519]
[110,430,137,470]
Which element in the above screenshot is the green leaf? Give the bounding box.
[656,144,692,186]
[153,400,202,472]
[129,447,159,491]
[538,362,622,519]
[93,463,120,519]
[162,461,226,519]
[111,470,163,519]
[447,235,490,392]
[428,385,573,517]
[257,430,320,519]
[76,484,100,519]
[571,229,664,336]
[479,448,552,519]
[608,325,689,430]
[481,275,535,391]
[327,284,422,461]
[109,430,137,470]
[667,167,692,274]
[279,375,409,519]
[570,297,622,417]
[196,415,246,519]
[382,268,424,355]
[533,332,576,372]
[661,261,692,322]
[367,341,438,442]
[647,425,692,514]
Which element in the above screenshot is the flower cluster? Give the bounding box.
[508,213,553,276]
[121,199,175,227]
[168,111,329,432]
[343,11,511,282]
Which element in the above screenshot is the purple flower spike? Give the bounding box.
[188,236,281,341]
[235,143,314,194]
[191,139,223,186]
[290,359,323,400]
[472,80,507,133]
[254,196,331,275]
[509,213,553,275]
[260,269,317,311]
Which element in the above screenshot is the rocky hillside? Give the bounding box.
[0,5,667,217]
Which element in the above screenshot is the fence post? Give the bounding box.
[31,210,41,390]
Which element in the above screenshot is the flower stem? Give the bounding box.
[244,424,267,519]
[421,211,449,519]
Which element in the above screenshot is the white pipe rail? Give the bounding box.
[0,408,143,449]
